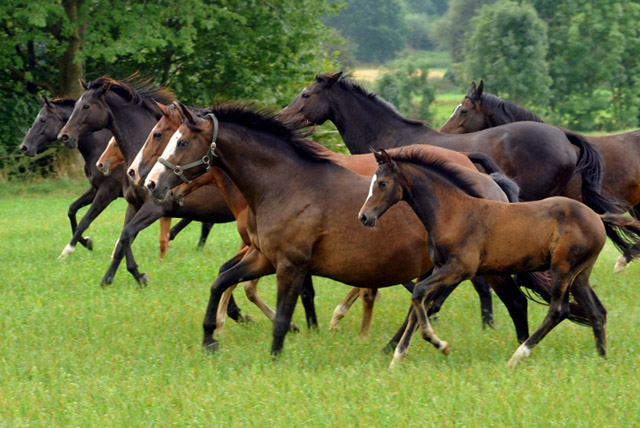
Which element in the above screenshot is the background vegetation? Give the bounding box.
[1,182,639,426]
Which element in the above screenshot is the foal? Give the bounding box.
[359,149,640,367]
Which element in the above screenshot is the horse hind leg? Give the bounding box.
[507,273,572,367]
[243,279,299,332]
[389,308,419,369]
[359,288,379,338]
[158,217,171,259]
[329,287,361,331]
[570,269,607,357]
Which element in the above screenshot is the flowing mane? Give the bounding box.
[50,98,76,107]
[86,75,175,117]
[330,74,426,127]
[203,102,333,163]
[387,146,486,199]
[479,93,544,125]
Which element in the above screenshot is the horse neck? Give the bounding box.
[216,124,340,211]
[329,86,438,154]
[210,167,247,219]
[107,99,159,165]
[399,163,472,233]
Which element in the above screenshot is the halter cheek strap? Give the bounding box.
[157,113,219,184]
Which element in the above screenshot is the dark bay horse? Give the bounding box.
[440,80,640,272]
[20,96,123,258]
[279,72,621,215]
[359,148,640,367]
[143,103,539,357]
[56,77,239,300]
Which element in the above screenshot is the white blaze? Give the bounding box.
[448,103,462,119]
[146,130,183,186]
[364,174,378,205]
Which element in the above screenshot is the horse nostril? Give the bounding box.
[96,162,104,169]
[359,213,367,223]
[60,133,69,141]
[19,145,28,153]
[128,168,136,179]
[146,180,156,191]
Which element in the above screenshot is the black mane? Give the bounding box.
[50,98,76,107]
[204,102,332,163]
[86,75,175,117]
[333,75,426,127]
[479,93,544,125]
[388,146,486,199]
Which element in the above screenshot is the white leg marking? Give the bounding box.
[58,244,75,259]
[329,304,349,330]
[389,348,406,370]
[110,239,120,262]
[507,343,531,367]
[613,255,627,273]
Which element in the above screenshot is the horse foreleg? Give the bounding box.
[198,222,214,249]
[59,186,97,258]
[329,287,361,331]
[158,217,171,259]
[271,263,308,355]
[216,284,238,333]
[485,275,529,343]
[389,308,418,369]
[299,274,318,329]
[243,279,299,331]
[203,247,275,352]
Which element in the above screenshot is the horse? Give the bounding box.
[19,96,123,258]
[279,72,623,215]
[439,80,640,272]
[358,148,640,367]
[142,102,553,357]
[95,136,213,257]
[132,101,513,337]
[55,76,245,330]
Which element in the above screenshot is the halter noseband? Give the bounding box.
[157,113,218,184]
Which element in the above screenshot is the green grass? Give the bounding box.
[1,179,640,426]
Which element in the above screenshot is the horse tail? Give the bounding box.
[600,213,640,262]
[515,272,591,326]
[562,129,627,214]
[467,152,520,202]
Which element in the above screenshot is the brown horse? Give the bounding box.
[56,76,238,292]
[440,80,640,272]
[143,103,543,356]
[279,72,622,215]
[359,148,640,367]
[134,101,509,337]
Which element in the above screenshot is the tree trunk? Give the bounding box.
[59,0,85,98]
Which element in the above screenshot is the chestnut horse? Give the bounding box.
[440,80,640,272]
[143,103,549,357]
[359,148,640,367]
[95,137,212,258]
[279,72,622,215]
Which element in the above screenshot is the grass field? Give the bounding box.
[1,179,640,426]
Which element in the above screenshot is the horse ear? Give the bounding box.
[466,81,477,98]
[155,101,169,117]
[79,79,88,90]
[475,80,484,99]
[41,95,53,108]
[379,148,392,165]
[326,71,342,86]
[176,101,196,124]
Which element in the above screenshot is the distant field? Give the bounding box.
[1,180,640,426]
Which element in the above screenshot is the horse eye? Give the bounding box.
[154,133,162,140]
[379,181,388,188]
[177,140,189,148]
[40,118,46,123]
[82,104,90,110]
[301,93,310,99]
[460,109,468,116]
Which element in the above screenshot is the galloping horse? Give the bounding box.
[359,148,640,367]
[143,103,561,357]
[134,101,519,337]
[440,80,640,271]
[56,77,238,300]
[279,72,621,213]
[20,96,123,258]
[96,137,212,257]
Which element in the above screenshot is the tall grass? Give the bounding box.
[1,180,639,426]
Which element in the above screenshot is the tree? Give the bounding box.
[324,0,408,63]
[430,0,496,63]
[462,1,551,108]
[375,62,435,122]
[0,0,339,174]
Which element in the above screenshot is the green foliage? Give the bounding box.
[1,0,340,176]
[2,184,640,425]
[325,0,408,63]
[463,0,551,109]
[374,61,435,121]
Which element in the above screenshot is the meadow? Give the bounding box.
[1,178,639,427]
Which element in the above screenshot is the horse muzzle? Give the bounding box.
[358,211,377,228]
[57,131,78,149]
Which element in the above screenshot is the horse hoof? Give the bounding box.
[382,342,398,355]
[58,244,75,260]
[137,273,149,288]
[243,314,256,324]
[291,323,301,333]
[613,256,627,273]
[85,237,93,251]
[101,277,113,287]
[203,340,220,353]
[440,342,451,355]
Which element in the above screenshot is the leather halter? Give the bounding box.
[157,113,218,184]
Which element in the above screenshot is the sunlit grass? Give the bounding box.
[1,180,639,426]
